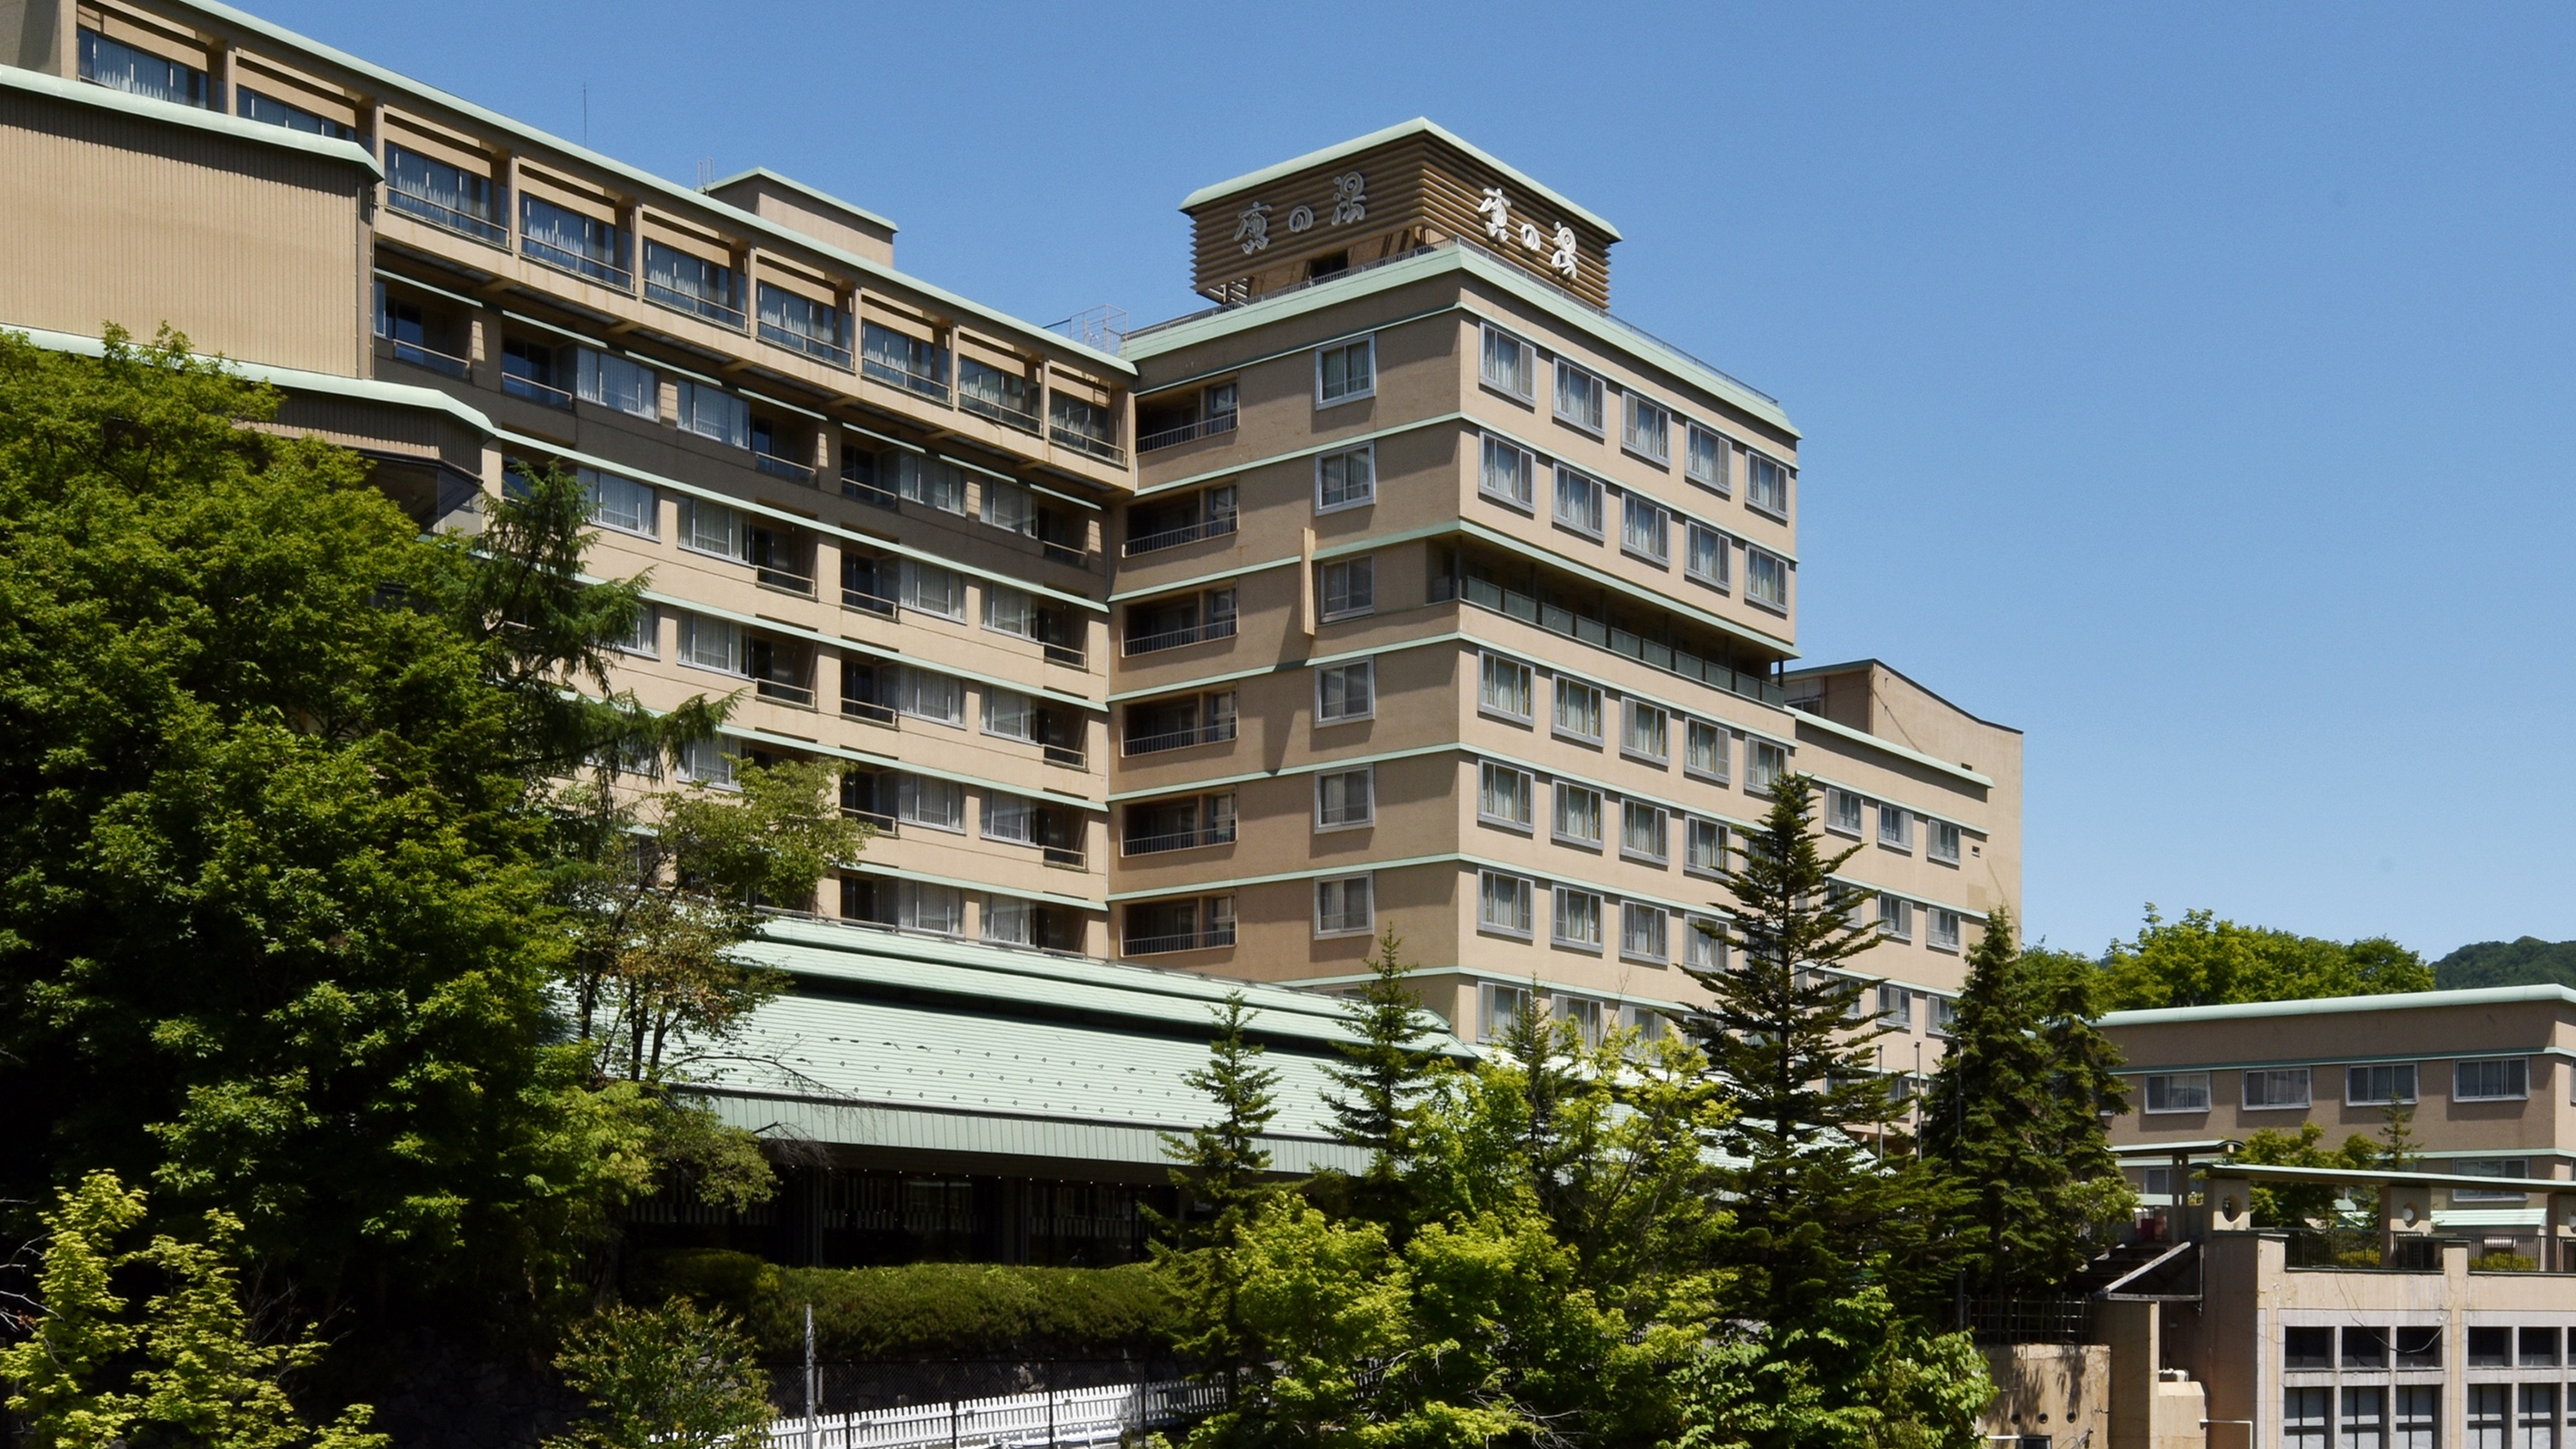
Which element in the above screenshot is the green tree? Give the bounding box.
[1314,927,1440,1234]
[1156,993,1285,1400]
[2093,906,2430,1009]
[2233,1123,2379,1228]
[1672,1286,1991,1449]
[543,1301,774,1449]
[2433,936,2576,990]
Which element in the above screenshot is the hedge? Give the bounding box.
[635,1251,1182,1361]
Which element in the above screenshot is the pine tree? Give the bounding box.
[1155,993,1285,1400]
[1318,928,1439,1233]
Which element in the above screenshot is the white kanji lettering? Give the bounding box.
[1234,201,1273,256]
[1518,220,1543,252]
[1549,223,1578,277]
[1478,186,1510,240]
[1286,204,1314,233]
[1332,171,1368,225]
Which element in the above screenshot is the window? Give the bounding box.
[2285,1326,2334,1371]
[1315,661,1376,722]
[1553,467,1605,537]
[1479,764,1535,829]
[1317,445,1376,510]
[1316,337,1376,405]
[1747,740,1788,794]
[2453,1159,2530,1201]
[675,737,738,788]
[675,497,744,561]
[2517,1386,2555,1449]
[580,468,656,537]
[1481,982,1534,1042]
[981,478,1038,537]
[1929,909,1962,952]
[981,585,1036,641]
[1623,700,1670,763]
[1747,452,1791,515]
[1930,995,1958,1037]
[2395,1388,2439,1449]
[1827,788,1866,836]
[577,348,658,418]
[1480,436,1536,508]
[1124,794,1234,855]
[1747,550,1789,609]
[383,143,500,241]
[2457,1058,2529,1100]
[78,30,207,107]
[981,793,1036,844]
[1878,897,1912,942]
[2347,1063,2418,1105]
[1684,916,1726,971]
[1929,821,1962,865]
[1315,767,1375,829]
[1553,361,1606,433]
[1686,423,1729,492]
[1479,872,1534,937]
[676,380,750,448]
[1683,522,1732,590]
[1479,326,1535,400]
[982,894,1037,946]
[1479,655,1535,721]
[679,615,744,675]
[1553,888,1603,949]
[1125,895,1236,954]
[1049,393,1113,454]
[1553,679,1604,743]
[1126,690,1236,755]
[894,668,964,727]
[1621,494,1671,563]
[642,240,744,326]
[887,454,967,514]
[1686,819,1726,875]
[1621,801,1669,864]
[756,283,850,364]
[2284,1388,2330,1449]
[2471,1387,2510,1449]
[1558,995,1606,1048]
[2143,1072,2213,1113]
[1623,394,1672,462]
[1878,804,1914,851]
[2470,1329,2512,1369]
[520,196,626,288]
[612,605,658,658]
[898,561,966,621]
[1620,903,1669,963]
[1320,557,1376,620]
[982,688,1038,742]
[1880,984,1915,1028]
[2523,1329,2562,1368]
[1315,874,1374,935]
[895,775,964,832]
[1686,721,1729,782]
[891,881,963,935]
[860,322,949,396]
[2343,1388,2387,1449]
[2243,1068,2312,1109]
[1554,783,1604,847]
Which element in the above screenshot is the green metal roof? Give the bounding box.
[0,63,380,177]
[4,324,494,433]
[2099,984,2576,1029]
[1179,119,1622,241]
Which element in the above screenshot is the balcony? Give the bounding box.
[381,335,471,378]
[755,677,814,708]
[1124,927,1236,956]
[753,451,816,484]
[1121,721,1235,757]
[760,321,853,369]
[501,372,573,410]
[1123,619,1235,656]
[961,391,1042,434]
[862,355,951,403]
[839,807,896,837]
[1124,517,1238,557]
[1051,425,1126,466]
[1137,413,1238,453]
[1436,574,1788,709]
[1043,741,1087,770]
[1043,843,1089,871]
[386,186,506,246]
[841,698,895,727]
[842,585,896,618]
[523,235,633,290]
[1122,826,1236,857]
[756,563,815,598]
[645,279,746,331]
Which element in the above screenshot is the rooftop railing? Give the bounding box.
[1124,517,1237,556]
[1136,413,1238,453]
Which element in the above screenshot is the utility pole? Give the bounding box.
[804,1303,817,1449]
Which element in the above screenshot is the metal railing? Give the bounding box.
[1123,517,1237,556]
[839,808,896,837]
[1041,541,1093,570]
[842,475,899,510]
[502,372,573,410]
[756,563,816,597]
[1122,928,1235,956]
[756,678,815,709]
[1042,640,1086,669]
[843,588,896,618]
[863,356,951,403]
[386,187,506,245]
[645,280,746,330]
[1042,742,1087,770]
[1050,425,1125,466]
[842,699,896,727]
[1122,826,1236,856]
[1436,574,1786,707]
[1121,722,1234,756]
[1042,843,1088,871]
[756,451,817,483]
[1959,1296,2089,1345]
[1122,620,1235,656]
[1137,413,1238,453]
[522,235,632,290]
[382,336,471,378]
[961,392,1042,433]
[762,321,854,368]
[763,1379,1219,1449]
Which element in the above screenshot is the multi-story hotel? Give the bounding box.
[1,0,2021,1257]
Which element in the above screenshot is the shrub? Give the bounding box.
[635,1251,1180,1361]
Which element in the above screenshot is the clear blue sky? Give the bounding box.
[259,1,2576,962]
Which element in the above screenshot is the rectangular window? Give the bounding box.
[982,894,1036,946]
[1554,679,1604,743]
[1558,995,1606,1049]
[1553,888,1603,949]
[898,561,966,621]
[2457,1057,2529,1100]
[860,322,949,398]
[81,30,209,106]
[982,687,1036,741]
[1684,916,1726,971]
[2453,1159,2530,1201]
[1930,995,1958,1038]
[1623,393,1672,462]
[520,194,626,286]
[2516,1385,2555,1449]
[1316,661,1376,722]
[1124,895,1235,955]
[1315,767,1375,829]
[1747,452,1791,514]
[1929,909,1962,952]
[1316,337,1376,405]
[1686,818,1726,875]
[1480,655,1534,721]
[1878,804,1914,851]
[1686,423,1729,492]
[676,380,750,448]
[1827,788,1866,836]
[1482,982,1534,1042]
[887,454,967,514]
[1746,740,1787,794]
[575,348,658,418]
[1878,897,1913,942]
[1622,700,1670,763]
[642,240,744,326]
[1620,902,1669,963]
[1479,871,1534,937]
[581,467,656,537]
[1315,874,1375,935]
[1317,445,1376,510]
[961,357,1037,429]
[1747,550,1789,609]
[2243,1068,2312,1109]
[1479,436,1536,508]
[675,737,738,788]
[893,882,963,935]
[2346,1063,2419,1105]
[894,775,965,832]
[1553,467,1605,537]
[2342,1388,2387,1449]
[1686,522,1731,588]
[1880,984,1916,1028]
[1621,494,1671,563]
[981,478,1038,537]
[2521,1329,2561,1368]
[678,614,744,675]
[1686,721,1729,782]
[677,497,745,560]
[1621,801,1669,864]
[1553,782,1604,847]
[2144,1072,2213,1113]
[2470,1329,2512,1369]
[612,604,658,658]
[756,283,850,364]
[1479,764,1535,829]
[1320,557,1376,621]
[2395,1385,2439,1449]
[2285,1327,2334,1371]
[382,142,500,242]
[1553,361,1606,433]
[2470,1387,2510,1449]
[981,584,1036,640]
[1479,326,1535,400]
[1929,820,1962,865]
[894,667,964,727]
[981,792,1036,844]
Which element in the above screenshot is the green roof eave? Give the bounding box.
[702,166,898,235]
[1179,118,1622,241]
[0,63,381,178]
[3,323,493,435]
[2099,983,2576,1029]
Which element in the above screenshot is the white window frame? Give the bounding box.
[1315,660,1376,723]
[582,467,659,538]
[1880,984,1915,1028]
[1478,870,1534,938]
[1479,435,1536,510]
[981,686,1036,741]
[1685,521,1730,589]
[1552,678,1605,745]
[1683,915,1726,971]
[1552,782,1604,848]
[1479,654,1534,723]
[1877,896,1913,942]
[678,613,746,677]
[1314,873,1376,937]
[613,603,659,659]
[1553,359,1606,435]
[2143,1071,2214,1114]
[1620,492,1671,565]
[2242,1067,2313,1111]
[1747,549,1789,612]
[1319,556,1376,622]
[1619,901,1669,964]
[1552,466,1605,539]
[1621,699,1670,764]
[2455,1057,2530,1102]
[1315,443,1377,512]
[1480,981,1533,1042]
[1928,908,1962,953]
[1478,762,1535,831]
[1878,804,1914,852]
[1622,393,1672,464]
[893,773,966,834]
[1929,820,1962,866]
[1826,788,1866,837]
[981,583,1036,640]
[1479,325,1536,403]
[1747,451,1791,517]
[1315,336,1376,406]
[2346,1062,2419,1106]
[1552,886,1604,951]
[677,496,748,562]
[1315,765,1376,831]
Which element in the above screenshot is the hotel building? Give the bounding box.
[1,0,2021,1255]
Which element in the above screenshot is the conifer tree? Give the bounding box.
[1318,928,1438,1232]
[1155,993,1284,1399]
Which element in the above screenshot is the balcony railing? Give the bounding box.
[1123,927,1236,956]
[523,235,632,290]
[1124,517,1237,556]
[839,807,896,837]
[1436,574,1788,708]
[841,473,898,510]
[1137,413,1238,453]
[1121,722,1235,757]
[755,678,815,709]
[502,373,574,410]
[961,392,1042,433]
[386,187,506,245]
[1042,540,1095,570]
[755,563,814,598]
[842,699,895,726]
[1122,826,1236,856]
[1123,620,1235,656]
[1042,843,1088,871]
[381,336,471,378]
[753,451,816,483]
[863,356,950,403]
[1042,640,1087,669]
[1051,426,1126,466]
[1043,741,1087,770]
[842,587,896,618]
[759,322,853,369]
[644,280,747,331]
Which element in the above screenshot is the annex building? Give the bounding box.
[0,0,2019,1264]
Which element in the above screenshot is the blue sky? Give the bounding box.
[259,2,2576,960]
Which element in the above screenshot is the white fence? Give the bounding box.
[765,1380,1223,1449]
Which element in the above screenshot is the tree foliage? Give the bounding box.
[2091,906,2429,1010]
[1673,1287,1992,1449]
[1315,928,1441,1235]
[2433,936,2576,990]
[541,1301,773,1449]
